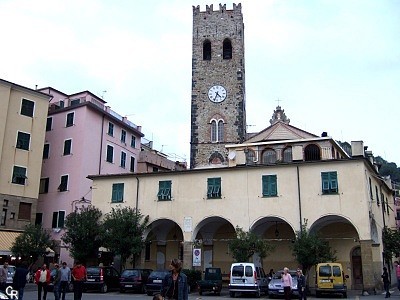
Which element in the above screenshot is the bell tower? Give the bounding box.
[190,3,246,169]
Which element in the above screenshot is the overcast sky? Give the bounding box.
[1,0,399,165]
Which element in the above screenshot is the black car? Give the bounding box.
[145,270,170,296]
[119,268,152,293]
[83,266,120,293]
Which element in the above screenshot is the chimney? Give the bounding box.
[351,141,364,157]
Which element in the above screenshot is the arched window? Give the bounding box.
[246,149,255,164]
[262,149,276,164]
[203,40,211,60]
[223,39,232,59]
[282,147,292,162]
[217,120,224,141]
[210,119,224,142]
[304,144,321,161]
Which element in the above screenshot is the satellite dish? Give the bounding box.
[228,151,236,160]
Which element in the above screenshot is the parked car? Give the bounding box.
[229,262,268,298]
[145,269,170,296]
[0,265,16,288]
[83,266,120,293]
[119,268,152,293]
[0,290,9,299]
[197,267,222,296]
[268,269,298,298]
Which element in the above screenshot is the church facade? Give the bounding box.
[89,4,396,292]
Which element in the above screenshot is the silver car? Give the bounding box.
[268,269,298,298]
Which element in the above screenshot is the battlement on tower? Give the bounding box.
[192,3,242,16]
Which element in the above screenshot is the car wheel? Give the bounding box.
[100,283,108,293]
[343,292,347,298]
[229,291,235,298]
[147,291,153,296]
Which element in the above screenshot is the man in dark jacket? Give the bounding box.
[13,261,29,300]
[296,269,306,300]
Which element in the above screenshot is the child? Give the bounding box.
[382,266,390,298]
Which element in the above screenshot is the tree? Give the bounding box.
[228,226,274,263]
[291,220,336,274]
[61,206,103,264]
[101,207,149,270]
[11,224,54,264]
[382,226,400,268]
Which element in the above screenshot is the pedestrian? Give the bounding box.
[395,261,400,292]
[161,258,188,300]
[268,268,275,280]
[71,261,86,300]
[53,263,61,300]
[297,269,306,300]
[0,262,8,292]
[59,262,71,300]
[382,266,390,298]
[281,267,292,300]
[35,263,51,300]
[12,261,29,300]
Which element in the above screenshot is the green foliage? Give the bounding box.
[376,156,400,182]
[291,220,336,274]
[382,226,400,268]
[228,226,274,262]
[182,269,202,290]
[61,206,103,264]
[101,207,149,269]
[11,224,54,264]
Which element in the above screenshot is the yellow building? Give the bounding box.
[0,78,51,257]
[90,112,395,292]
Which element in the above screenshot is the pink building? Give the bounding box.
[37,87,144,264]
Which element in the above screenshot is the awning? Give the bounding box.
[0,231,21,256]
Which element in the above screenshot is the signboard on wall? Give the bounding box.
[193,248,201,266]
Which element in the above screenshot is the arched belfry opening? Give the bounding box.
[223,39,232,59]
[203,40,211,60]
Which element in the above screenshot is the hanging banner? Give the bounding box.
[193,248,201,266]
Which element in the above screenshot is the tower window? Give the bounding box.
[210,119,224,142]
[262,149,277,164]
[223,39,232,59]
[203,40,211,60]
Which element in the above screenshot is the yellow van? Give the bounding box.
[315,263,348,298]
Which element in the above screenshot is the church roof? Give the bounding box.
[245,105,318,143]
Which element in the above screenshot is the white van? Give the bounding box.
[228,262,268,298]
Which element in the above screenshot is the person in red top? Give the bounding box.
[34,264,51,300]
[71,261,86,300]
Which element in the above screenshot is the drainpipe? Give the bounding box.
[297,166,303,232]
[135,177,140,211]
[98,115,105,174]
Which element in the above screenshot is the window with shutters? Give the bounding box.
[157,180,172,201]
[52,211,65,228]
[130,156,135,172]
[321,171,338,194]
[111,183,124,203]
[18,202,31,220]
[120,151,126,168]
[12,166,27,185]
[106,145,114,163]
[207,177,221,199]
[63,139,72,155]
[20,98,34,117]
[108,122,114,136]
[58,175,68,192]
[39,178,49,194]
[262,175,277,197]
[46,117,53,131]
[66,112,74,127]
[16,131,30,150]
[43,144,50,159]
[121,130,126,143]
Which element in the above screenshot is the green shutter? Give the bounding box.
[321,172,330,193]
[262,175,277,197]
[52,212,58,228]
[58,211,65,228]
[270,175,277,196]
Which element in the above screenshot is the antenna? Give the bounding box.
[101,90,107,99]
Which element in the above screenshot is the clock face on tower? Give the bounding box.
[208,85,227,103]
